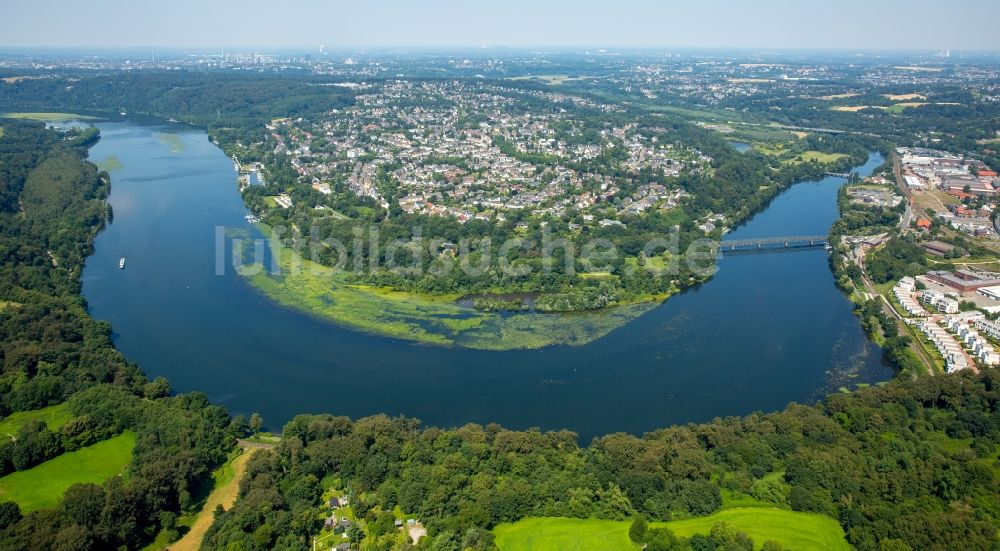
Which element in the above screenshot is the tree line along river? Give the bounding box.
[80,120,891,441]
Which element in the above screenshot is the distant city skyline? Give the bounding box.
[2,0,1000,51]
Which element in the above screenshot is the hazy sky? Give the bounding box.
[3,0,1000,51]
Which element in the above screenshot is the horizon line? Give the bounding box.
[0,45,992,54]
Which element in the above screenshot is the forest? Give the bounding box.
[201,368,1000,551]
[0,120,243,550]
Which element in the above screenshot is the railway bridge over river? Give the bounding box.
[718,235,829,253]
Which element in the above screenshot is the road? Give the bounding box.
[168,445,263,551]
[899,204,914,232]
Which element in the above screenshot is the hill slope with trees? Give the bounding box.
[0,120,243,550]
[203,369,1000,551]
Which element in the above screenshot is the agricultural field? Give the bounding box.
[832,102,961,114]
[0,112,99,122]
[494,508,850,551]
[830,105,878,112]
[0,76,43,83]
[0,402,72,439]
[0,431,136,512]
[884,93,926,101]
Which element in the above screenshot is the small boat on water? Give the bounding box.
[119,257,126,269]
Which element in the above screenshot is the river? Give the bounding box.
[81,120,891,441]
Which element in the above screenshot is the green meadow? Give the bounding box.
[495,518,635,551]
[494,508,850,551]
[0,402,73,439]
[654,508,850,551]
[753,142,848,165]
[0,431,136,512]
[787,151,848,164]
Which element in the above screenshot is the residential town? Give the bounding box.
[258,80,704,224]
[889,269,1000,373]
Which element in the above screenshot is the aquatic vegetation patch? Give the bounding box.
[238,234,659,350]
[158,131,186,153]
[96,155,124,171]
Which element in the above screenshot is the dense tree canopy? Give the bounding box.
[204,369,1000,551]
[0,121,241,550]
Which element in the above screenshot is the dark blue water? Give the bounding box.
[82,121,890,441]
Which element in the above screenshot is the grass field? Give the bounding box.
[0,431,136,512]
[0,403,72,439]
[0,112,99,122]
[754,143,847,165]
[654,508,850,551]
[495,518,637,551]
[784,151,848,164]
[494,508,850,551]
[912,189,959,214]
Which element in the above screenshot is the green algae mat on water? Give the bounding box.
[236,232,658,350]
